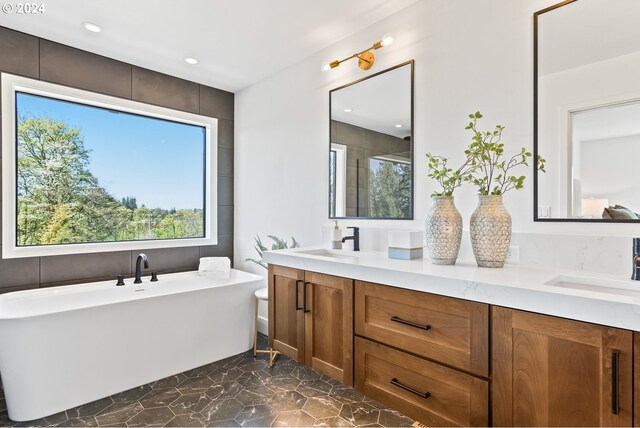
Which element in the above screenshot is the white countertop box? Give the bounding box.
[388,230,423,249]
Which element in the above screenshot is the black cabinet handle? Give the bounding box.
[304,281,311,313]
[295,280,303,311]
[390,378,431,399]
[612,350,620,415]
[390,316,431,331]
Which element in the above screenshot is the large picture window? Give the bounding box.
[2,74,217,258]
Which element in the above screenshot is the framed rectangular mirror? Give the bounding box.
[329,60,414,219]
[534,0,640,222]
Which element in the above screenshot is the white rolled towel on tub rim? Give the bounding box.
[198,257,231,278]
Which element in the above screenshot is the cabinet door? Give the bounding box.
[634,332,640,427]
[268,265,305,362]
[492,306,632,427]
[304,271,354,385]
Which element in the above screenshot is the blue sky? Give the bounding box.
[17,92,205,210]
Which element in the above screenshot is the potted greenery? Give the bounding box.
[424,153,476,265]
[246,235,299,269]
[462,112,545,267]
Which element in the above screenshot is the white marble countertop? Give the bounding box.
[263,247,640,331]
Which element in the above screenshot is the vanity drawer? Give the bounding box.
[355,337,488,427]
[354,281,489,376]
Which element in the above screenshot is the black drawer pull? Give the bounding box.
[390,378,431,399]
[303,281,311,313]
[295,280,303,311]
[390,316,431,331]
[612,350,620,415]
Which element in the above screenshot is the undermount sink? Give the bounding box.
[294,249,358,260]
[546,275,640,298]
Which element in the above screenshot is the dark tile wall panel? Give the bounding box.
[40,40,132,99]
[40,251,132,287]
[200,234,233,258]
[218,205,234,236]
[0,283,38,294]
[218,148,234,177]
[218,176,234,206]
[129,247,200,275]
[0,26,234,292]
[0,254,40,288]
[200,86,234,120]
[218,119,234,149]
[132,67,199,113]
[0,27,39,78]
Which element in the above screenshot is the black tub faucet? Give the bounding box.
[134,253,149,284]
[342,227,360,251]
[633,238,640,281]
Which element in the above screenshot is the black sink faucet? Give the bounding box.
[342,227,360,251]
[134,253,149,284]
[633,238,640,281]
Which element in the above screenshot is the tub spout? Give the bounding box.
[134,253,149,284]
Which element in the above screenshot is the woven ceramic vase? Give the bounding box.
[470,195,512,268]
[424,196,463,265]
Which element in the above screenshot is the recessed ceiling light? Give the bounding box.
[395,124,403,128]
[344,108,353,113]
[185,57,198,65]
[82,22,102,33]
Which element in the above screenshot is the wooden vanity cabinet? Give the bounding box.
[304,271,354,385]
[268,265,354,385]
[268,265,305,361]
[354,280,490,426]
[492,306,633,427]
[633,332,640,427]
[269,264,639,427]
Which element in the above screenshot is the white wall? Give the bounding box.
[234,0,640,331]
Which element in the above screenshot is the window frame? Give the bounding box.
[1,73,218,259]
[329,143,346,217]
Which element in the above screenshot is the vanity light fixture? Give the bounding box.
[343,108,353,113]
[82,22,102,33]
[185,57,199,65]
[322,33,394,72]
[395,124,403,128]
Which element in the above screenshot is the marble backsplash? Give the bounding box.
[322,226,632,276]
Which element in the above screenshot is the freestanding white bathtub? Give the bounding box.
[0,269,263,421]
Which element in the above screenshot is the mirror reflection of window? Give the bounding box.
[329,61,413,219]
[330,149,337,215]
[369,155,411,218]
[570,101,640,220]
[330,143,346,217]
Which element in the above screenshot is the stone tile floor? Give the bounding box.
[0,335,414,427]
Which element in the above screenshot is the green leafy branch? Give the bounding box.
[245,235,300,269]
[462,111,546,195]
[425,153,476,197]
